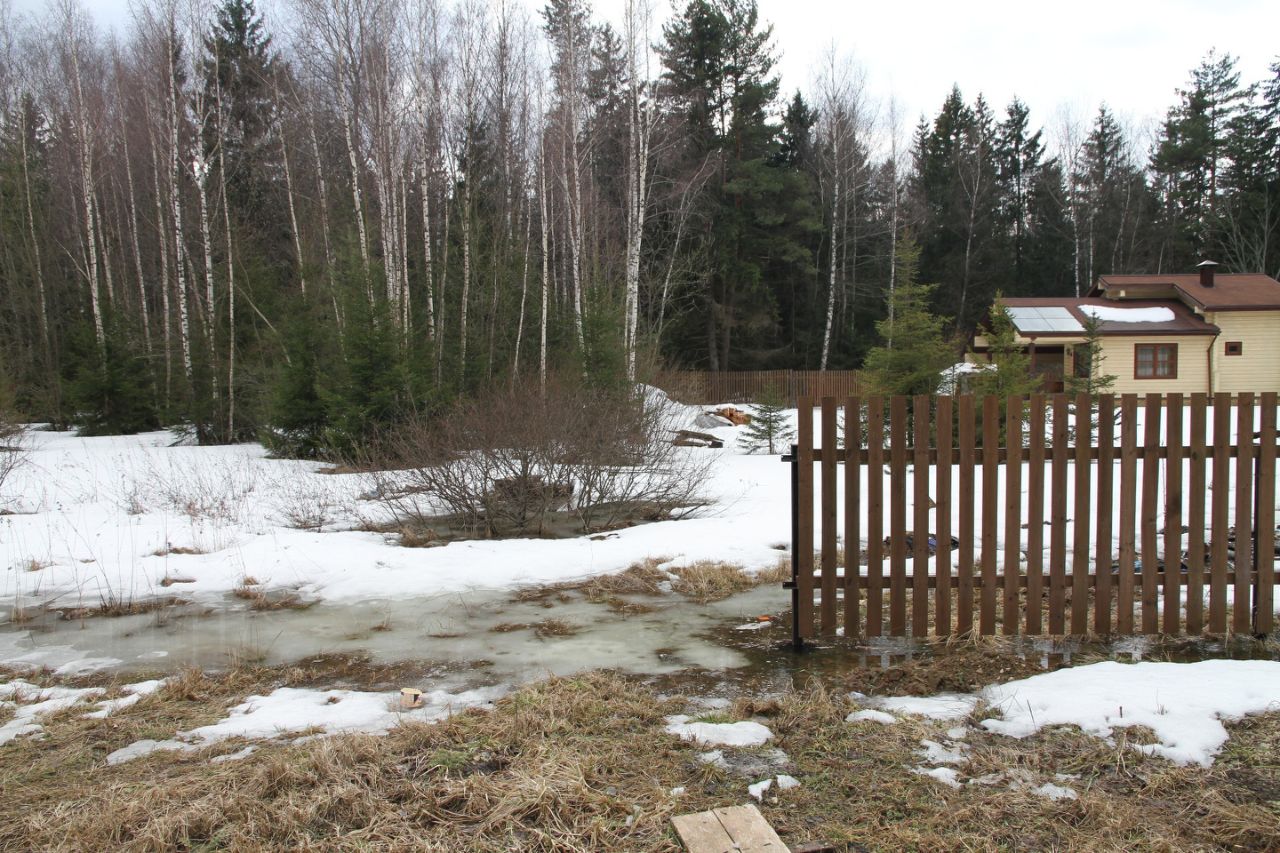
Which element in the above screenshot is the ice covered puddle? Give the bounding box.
[664,714,773,747]
[1079,304,1176,323]
[981,660,1280,766]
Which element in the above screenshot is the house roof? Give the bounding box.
[997,297,1220,337]
[1090,273,1280,311]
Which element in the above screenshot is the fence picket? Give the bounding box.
[844,397,862,638]
[820,398,838,636]
[1095,395,1115,635]
[1003,396,1022,635]
[1118,395,1138,635]
[797,400,815,640]
[1257,393,1277,636]
[1049,395,1069,635]
[1141,393,1162,634]
[913,396,930,638]
[1026,395,1046,635]
[981,396,1000,636]
[1186,394,1207,635]
[866,397,885,637]
[957,396,976,636]
[890,397,909,635]
[1234,394,1255,634]
[1210,394,1232,633]
[1073,393,1093,635]
[935,397,954,637]
[1164,395,1184,634]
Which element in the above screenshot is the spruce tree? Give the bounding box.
[969,299,1040,400]
[1065,314,1116,397]
[739,387,795,454]
[862,238,956,397]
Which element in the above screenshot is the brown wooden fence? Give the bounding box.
[658,370,865,406]
[790,392,1279,641]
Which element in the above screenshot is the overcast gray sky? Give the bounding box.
[18,0,1280,140]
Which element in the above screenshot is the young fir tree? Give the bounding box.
[969,298,1041,400]
[739,387,795,454]
[862,237,956,397]
[1065,313,1117,396]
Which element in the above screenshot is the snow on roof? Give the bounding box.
[1079,305,1175,324]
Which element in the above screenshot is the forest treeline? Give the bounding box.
[0,0,1277,451]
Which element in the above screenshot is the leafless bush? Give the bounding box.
[369,382,714,538]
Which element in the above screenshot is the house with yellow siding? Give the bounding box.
[970,262,1280,396]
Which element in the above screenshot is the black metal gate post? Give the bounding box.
[783,444,804,651]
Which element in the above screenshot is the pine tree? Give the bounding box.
[739,387,794,454]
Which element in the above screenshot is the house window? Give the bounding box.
[1225,341,1243,356]
[1135,343,1177,379]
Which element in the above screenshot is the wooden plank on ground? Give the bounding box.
[1072,393,1092,635]
[890,396,909,635]
[820,397,838,636]
[957,396,976,636]
[1210,394,1232,633]
[1026,395,1046,636]
[1003,396,1022,636]
[797,400,815,640]
[1234,393,1255,634]
[1095,395,1115,635]
[710,805,787,852]
[981,395,999,636]
[866,397,885,637]
[1118,395,1138,634]
[671,805,787,853]
[1257,392,1277,636]
[1141,393,1161,634]
[1186,394,1207,634]
[1164,394,1184,634]
[935,396,954,637]
[913,395,930,638]
[671,811,736,852]
[1049,395,1069,635]
[844,396,862,639]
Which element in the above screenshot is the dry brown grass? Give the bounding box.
[490,619,580,639]
[670,559,790,603]
[0,663,1276,852]
[60,596,190,621]
[230,584,314,612]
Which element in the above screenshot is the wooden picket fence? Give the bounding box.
[790,392,1279,640]
[658,370,865,406]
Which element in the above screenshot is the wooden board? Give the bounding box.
[672,805,787,853]
[1257,393,1277,635]
[1026,395,1046,635]
[1003,396,1022,636]
[1141,393,1161,634]
[1233,393,1255,634]
[913,395,930,637]
[1094,395,1115,635]
[1186,394,1207,635]
[1049,395,1069,635]
[844,396,862,639]
[1072,393,1092,635]
[820,397,838,636]
[866,397,884,637]
[935,396,953,637]
[981,395,999,635]
[957,396,976,636]
[1118,396,1138,635]
[1163,394,1184,634]
[1210,394,1232,633]
[890,396,908,635]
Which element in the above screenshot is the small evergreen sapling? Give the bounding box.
[740,390,796,455]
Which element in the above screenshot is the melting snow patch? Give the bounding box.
[918,739,968,766]
[846,709,896,725]
[0,680,104,746]
[211,745,258,764]
[775,773,800,790]
[104,685,500,765]
[867,693,977,720]
[980,660,1280,766]
[912,766,961,788]
[1034,782,1078,801]
[84,680,166,719]
[665,715,773,747]
[748,778,772,800]
[697,749,727,768]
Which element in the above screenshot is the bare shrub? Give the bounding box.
[0,415,27,504]
[369,382,714,539]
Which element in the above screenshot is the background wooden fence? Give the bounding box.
[658,370,865,406]
[792,392,1279,640]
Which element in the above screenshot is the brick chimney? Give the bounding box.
[1198,259,1218,288]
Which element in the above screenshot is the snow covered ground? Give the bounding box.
[0,413,788,615]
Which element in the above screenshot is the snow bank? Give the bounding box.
[981,659,1280,766]
[0,680,104,745]
[664,714,774,747]
[864,693,978,721]
[1079,305,1175,324]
